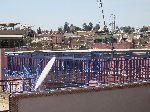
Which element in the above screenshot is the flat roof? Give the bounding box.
[0,35,23,38]
[0,23,20,27]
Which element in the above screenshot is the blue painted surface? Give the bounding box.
[3,51,150,90]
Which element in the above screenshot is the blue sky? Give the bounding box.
[0,0,150,30]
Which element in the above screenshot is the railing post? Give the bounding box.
[0,49,6,91]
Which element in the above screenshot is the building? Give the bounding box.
[0,23,24,48]
[0,23,24,90]
[148,26,150,31]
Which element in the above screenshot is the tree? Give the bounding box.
[58,27,63,33]
[75,26,82,31]
[64,22,70,33]
[120,26,135,34]
[88,22,93,31]
[37,27,42,34]
[93,24,100,31]
[82,23,88,31]
[82,22,94,31]
[50,29,53,34]
[140,26,148,32]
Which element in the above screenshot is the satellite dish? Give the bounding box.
[35,57,56,91]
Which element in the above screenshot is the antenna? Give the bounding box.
[110,14,116,32]
[97,0,106,30]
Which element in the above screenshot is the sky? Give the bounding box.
[0,0,150,30]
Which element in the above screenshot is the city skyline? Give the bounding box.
[0,0,150,30]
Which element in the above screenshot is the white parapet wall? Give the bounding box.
[9,83,150,112]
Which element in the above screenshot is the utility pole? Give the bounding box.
[114,15,116,31]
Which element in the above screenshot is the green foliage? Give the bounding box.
[120,26,135,34]
[88,22,93,31]
[82,23,88,31]
[140,26,148,32]
[64,22,70,33]
[58,27,63,33]
[93,24,100,31]
[37,27,42,34]
[82,22,93,31]
[75,26,82,31]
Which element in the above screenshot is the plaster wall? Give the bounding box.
[16,86,150,112]
[0,93,9,111]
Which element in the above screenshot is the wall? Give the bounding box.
[148,26,150,31]
[10,83,150,112]
[0,30,24,35]
[0,93,9,111]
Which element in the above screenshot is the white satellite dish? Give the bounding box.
[35,57,56,91]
